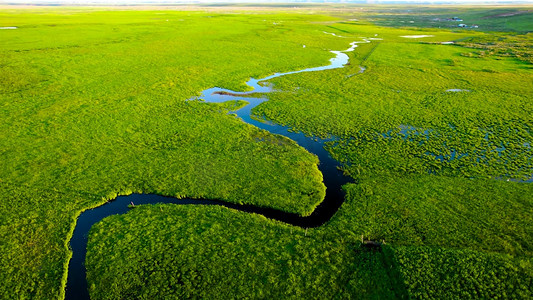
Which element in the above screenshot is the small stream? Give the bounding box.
[65,39,369,299]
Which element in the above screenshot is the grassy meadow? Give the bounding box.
[1,5,532,299]
[356,5,533,32]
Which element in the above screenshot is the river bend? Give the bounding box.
[65,38,370,299]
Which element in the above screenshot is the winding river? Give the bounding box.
[65,38,370,299]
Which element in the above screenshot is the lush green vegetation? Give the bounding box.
[361,6,533,33]
[86,177,533,298]
[86,204,398,299]
[1,5,532,299]
[389,246,532,299]
[254,25,532,180]
[0,182,91,299]
[457,33,533,64]
[329,177,533,257]
[85,6,532,299]
[1,8,342,299]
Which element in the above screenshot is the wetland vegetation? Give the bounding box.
[0,4,532,299]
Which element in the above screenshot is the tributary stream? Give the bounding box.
[65,39,370,299]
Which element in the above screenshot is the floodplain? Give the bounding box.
[0,4,532,299]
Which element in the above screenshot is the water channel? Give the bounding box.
[65,39,370,299]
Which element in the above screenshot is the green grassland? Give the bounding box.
[1,9,339,298]
[358,6,533,33]
[86,205,386,299]
[255,24,532,180]
[1,5,532,299]
[86,183,532,298]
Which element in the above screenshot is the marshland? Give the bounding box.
[0,4,532,299]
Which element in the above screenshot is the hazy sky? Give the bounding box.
[1,0,531,3]
[1,0,531,4]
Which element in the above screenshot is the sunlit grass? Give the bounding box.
[0,5,531,299]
